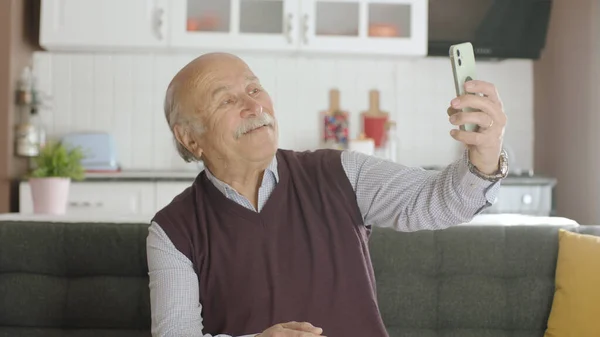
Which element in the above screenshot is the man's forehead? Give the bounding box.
[213,73,258,81]
[209,74,259,96]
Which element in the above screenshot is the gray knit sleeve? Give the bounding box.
[340,150,500,231]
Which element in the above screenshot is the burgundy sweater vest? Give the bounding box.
[152,149,388,337]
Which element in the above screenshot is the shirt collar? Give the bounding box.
[204,155,279,196]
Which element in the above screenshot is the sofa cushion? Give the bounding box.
[0,221,151,333]
[543,229,600,337]
[369,224,600,337]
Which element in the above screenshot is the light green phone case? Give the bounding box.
[449,42,478,132]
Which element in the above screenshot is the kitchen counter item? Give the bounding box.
[61,132,119,172]
[383,120,398,162]
[361,90,389,148]
[349,133,375,155]
[322,89,349,149]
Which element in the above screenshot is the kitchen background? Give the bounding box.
[30,53,533,171]
[2,0,599,225]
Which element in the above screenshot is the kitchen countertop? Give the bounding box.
[82,170,201,181]
[500,176,557,186]
[16,169,558,185]
[16,170,203,182]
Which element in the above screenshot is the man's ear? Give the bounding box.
[174,124,204,159]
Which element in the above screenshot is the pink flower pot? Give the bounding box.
[29,177,71,215]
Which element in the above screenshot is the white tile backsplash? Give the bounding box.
[32,52,534,171]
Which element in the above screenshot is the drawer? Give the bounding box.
[155,181,194,211]
[485,185,553,216]
[19,181,155,216]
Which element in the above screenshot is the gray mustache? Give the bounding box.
[234,113,274,139]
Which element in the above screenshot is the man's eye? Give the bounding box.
[222,99,233,105]
[250,88,261,95]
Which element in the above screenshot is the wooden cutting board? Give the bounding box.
[325,89,343,115]
[322,88,349,147]
[361,89,389,147]
[362,89,388,117]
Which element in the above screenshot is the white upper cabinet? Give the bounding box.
[170,0,300,52]
[38,0,428,57]
[40,0,169,51]
[301,0,427,56]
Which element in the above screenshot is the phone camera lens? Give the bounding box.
[458,59,462,66]
[457,49,461,57]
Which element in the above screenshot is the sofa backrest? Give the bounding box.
[0,221,151,337]
[1,221,599,337]
[369,224,600,337]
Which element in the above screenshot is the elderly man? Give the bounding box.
[147,52,508,337]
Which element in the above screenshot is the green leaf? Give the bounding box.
[28,141,86,181]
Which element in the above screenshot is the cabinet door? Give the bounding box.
[300,0,427,56]
[170,0,299,52]
[40,0,168,51]
[154,182,194,212]
[19,182,156,216]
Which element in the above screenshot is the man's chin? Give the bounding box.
[240,142,278,163]
[241,130,277,149]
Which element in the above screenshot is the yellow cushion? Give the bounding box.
[544,229,600,337]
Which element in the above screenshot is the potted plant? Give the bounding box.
[27,141,85,215]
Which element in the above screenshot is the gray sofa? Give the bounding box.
[1,221,598,337]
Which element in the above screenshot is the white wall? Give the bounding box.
[32,52,534,172]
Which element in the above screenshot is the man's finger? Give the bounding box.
[447,106,460,117]
[281,321,322,334]
[289,332,326,337]
[449,111,494,130]
[451,95,496,119]
[462,80,501,103]
[450,129,486,146]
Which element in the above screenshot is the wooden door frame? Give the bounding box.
[0,0,41,213]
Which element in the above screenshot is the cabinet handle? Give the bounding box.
[68,201,103,208]
[303,14,309,44]
[153,7,165,40]
[285,13,293,44]
[522,194,533,205]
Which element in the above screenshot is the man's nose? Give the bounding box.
[240,97,262,118]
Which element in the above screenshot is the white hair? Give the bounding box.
[164,83,205,162]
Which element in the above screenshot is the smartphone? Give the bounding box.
[449,42,478,132]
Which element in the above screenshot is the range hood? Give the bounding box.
[427,0,553,60]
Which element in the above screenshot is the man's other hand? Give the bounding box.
[257,321,325,337]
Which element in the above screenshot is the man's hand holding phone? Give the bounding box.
[447,80,507,175]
